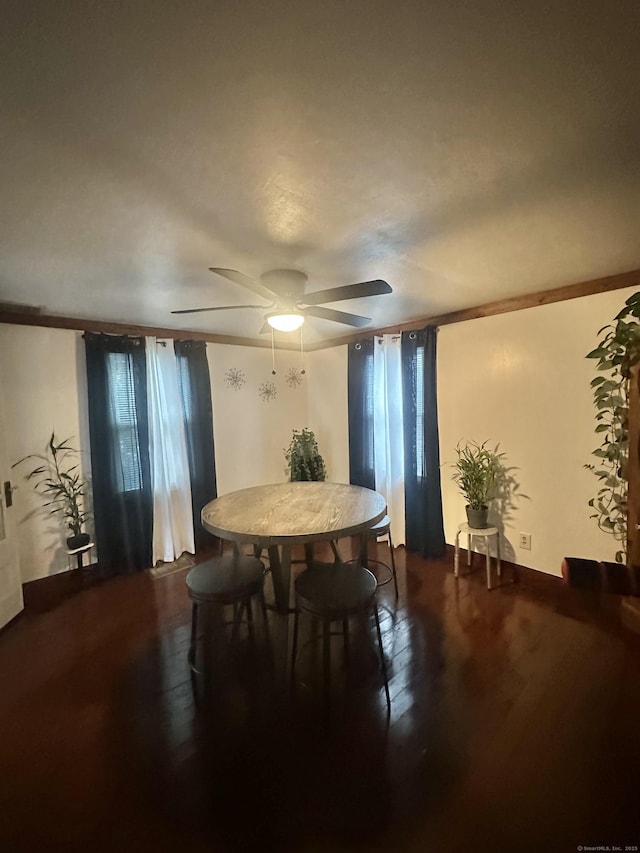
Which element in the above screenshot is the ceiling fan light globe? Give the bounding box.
[266,312,305,332]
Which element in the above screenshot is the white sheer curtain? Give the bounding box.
[373,334,405,546]
[146,337,195,564]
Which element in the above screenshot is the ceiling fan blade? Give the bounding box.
[171,304,266,315]
[209,267,277,301]
[304,306,371,327]
[300,279,392,306]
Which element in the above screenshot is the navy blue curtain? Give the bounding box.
[174,340,217,552]
[347,339,375,490]
[84,333,153,575]
[401,327,446,558]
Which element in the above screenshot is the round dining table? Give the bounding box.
[201,481,387,613]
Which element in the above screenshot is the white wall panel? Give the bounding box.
[0,325,90,582]
[207,343,308,495]
[3,283,638,582]
[437,286,639,574]
[306,346,349,484]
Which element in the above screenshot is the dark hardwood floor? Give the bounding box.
[1,542,639,853]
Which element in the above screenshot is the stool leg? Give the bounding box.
[373,602,390,710]
[330,540,342,562]
[486,540,491,590]
[323,617,331,719]
[359,532,369,569]
[230,602,244,643]
[259,588,269,632]
[454,529,460,578]
[496,533,501,579]
[291,607,300,683]
[203,602,215,685]
[259,589,273,668]
[387,528,399,599]
[467,532,472,566]
[304,543,315,568]
[188,602,198,670]
[342,617,350,668]
[246,596,255,643]
[241,596,256,644]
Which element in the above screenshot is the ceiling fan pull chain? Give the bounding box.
[299,326,306,375]
[271,327,277,375]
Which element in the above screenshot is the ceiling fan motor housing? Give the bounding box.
[260,269,308,300]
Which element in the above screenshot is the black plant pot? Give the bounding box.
[66,532,90,550]
[465,505,489,529]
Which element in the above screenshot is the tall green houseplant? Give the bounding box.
[451,439,505,528]
[12,432,91,548]
[284,428,327,482]
[586,291,640,563]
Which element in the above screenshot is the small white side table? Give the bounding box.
[454,524,501,590]
[67,541,95,571]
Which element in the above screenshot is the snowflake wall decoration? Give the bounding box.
[285,367,305,388]
[258,381,277,403]
[224,367,246,390]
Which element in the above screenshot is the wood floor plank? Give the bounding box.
[1,544,639,851]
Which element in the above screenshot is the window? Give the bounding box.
[105,347,197,495]
[176,353,194,427]
[106,352,143,493]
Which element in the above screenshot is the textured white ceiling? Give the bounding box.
[1,0,639,343]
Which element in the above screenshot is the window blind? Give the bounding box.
[107,352,143,493]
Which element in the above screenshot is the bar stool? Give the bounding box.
[454,523,501,590]
[186,554,269,675]
[367,516,399,598]
[341,515,399,598]
[291,561,391,717]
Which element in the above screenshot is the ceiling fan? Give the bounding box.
[172,268,392,332]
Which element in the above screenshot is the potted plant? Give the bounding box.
[585,291,640,563]
[451,439,505,528]
[284,428,327,481]
[12,432,91,550]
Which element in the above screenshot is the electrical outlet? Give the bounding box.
[519,533,532,550]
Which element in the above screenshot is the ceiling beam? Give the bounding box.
[306,267,640,350]
[0,312,302,351]
[1,267,639,351]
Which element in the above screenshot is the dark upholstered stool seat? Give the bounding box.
[292,560,390,716]
[186,555,264,604]
[295,561,378,619]
[185,555,269,676]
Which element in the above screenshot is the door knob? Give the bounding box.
[3,481,17,508]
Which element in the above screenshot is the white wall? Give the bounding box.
[207,343,308,494]
[2,284,635,582]
[0,325,90,582]
[306,345,350,483]
[437,286,639,575]
[0,326,311,580]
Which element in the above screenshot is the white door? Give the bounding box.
[0,364,23,629]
